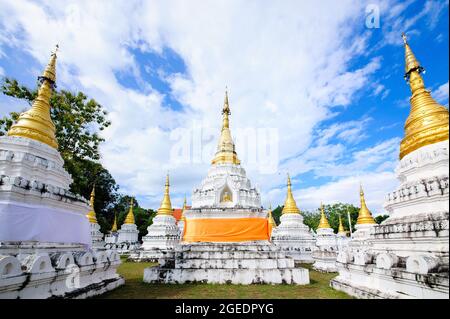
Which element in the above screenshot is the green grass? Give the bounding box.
[97,259,351,299]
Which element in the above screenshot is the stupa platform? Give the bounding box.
[143,241,309,285]
[330,263,449,299]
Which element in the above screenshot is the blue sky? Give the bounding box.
[0,0,448,214]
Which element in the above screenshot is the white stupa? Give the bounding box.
[104,214,119,248]
[335,215,350,252]
[271,175,316,263]
[312,204,338,272]
[0,47,123,298]
[86,185,105,249]
[331,34,449,299]
[116,198,140,254]
[130,174,180,261]
[143,90,309,285]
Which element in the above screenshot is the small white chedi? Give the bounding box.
[312,204,338,272]
[0,48,123,298]
[271,176,316,263]
[86,185,106,249]
[116,198,140,254]
[331,34,449,299]
[104,214,119,247]
[130,174,180,261]
[143,91,309,284]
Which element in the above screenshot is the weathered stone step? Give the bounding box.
[175,258,295,269]
[144,266,310,285]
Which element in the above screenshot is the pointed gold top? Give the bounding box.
[317,202,331,229]
[124,198,135,224]
[111,213,118,232]
[7,46,59,148]
[180,194,187,221]
[211,89,241,165]
[157,174,173,215]
[338,214,346,234]
[86,184,98,224]
[282,174,301,214]
[268,204,277,227]
[356,184,376,225]
[400,33,449,159]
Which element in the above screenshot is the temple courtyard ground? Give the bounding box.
[97,258,351,299]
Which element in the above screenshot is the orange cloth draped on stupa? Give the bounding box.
[183,218,270,242]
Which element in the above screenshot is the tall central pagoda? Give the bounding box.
[143,91,310,285]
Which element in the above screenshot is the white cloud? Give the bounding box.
[432,81,449,106]
[0,0,416,211]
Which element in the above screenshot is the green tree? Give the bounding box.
[375,214,389,224]
[271,205,283,225]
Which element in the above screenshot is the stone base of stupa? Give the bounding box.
[271,214,316,263]
[116,224,140,255]
[129,215,179,262]
[90,223,105,250]
[143,241,309,285]
[330,263,448,299]
[312,250,337,272]
[0,242,124,299]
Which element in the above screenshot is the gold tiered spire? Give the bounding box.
[268,205,277,227]
[124,198,135,224]
[399,33,449,159]
[356,184,376,225]
[111,214,118,232]
[86,185,98,224]
[180,194,187,221]
[211,89,241,165]
[338,215,346,234]
[317,202,331,229]
[7,46,59,148]
[157,174,173,215]
[282,174,301,214]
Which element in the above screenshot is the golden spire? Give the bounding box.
[317,202,331,229]
[111,214,118,232]
[180,194,187,221]
[157,174,173,215]
[356,184,376,225]
[7,45,59,149]
[268,204,277,227]
[211,89,241,165]
[124,198,135,224]
[338,214,346,234]
[282,174,301,214]
[399,33,449,159]
[86,184,98,224]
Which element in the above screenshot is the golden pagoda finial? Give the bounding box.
[180,194,187,221]
[86,184,98,224]
[282,173,301,214]
[268,204,277,227]
[356,184,376,225]
[317,202,331,229]
[157,174,173,215]
[111,213,118,232]
[211,89,241,165]
[338,214,346,234]
[399,33,449,159]
[124,198,135,224]
[7,46,59,148]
